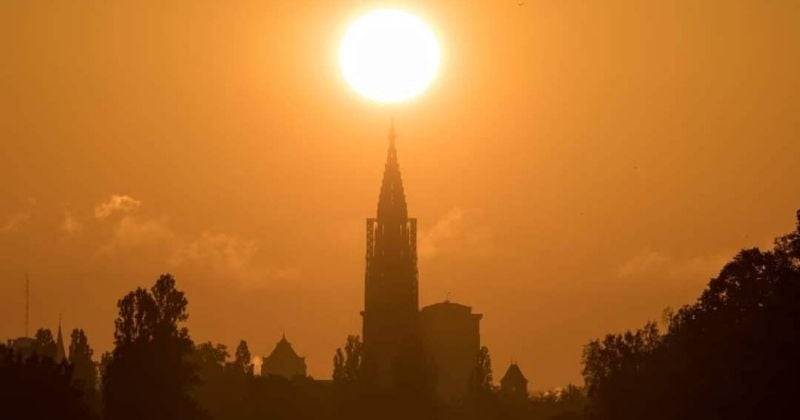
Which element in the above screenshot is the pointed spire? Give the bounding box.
[377,121,408,221]
[55,315,66,363]
[389,116,396,149]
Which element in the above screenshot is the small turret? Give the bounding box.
[500,363,529,400]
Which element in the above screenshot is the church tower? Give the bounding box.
[362,125,419,388]
[55,318,66,363]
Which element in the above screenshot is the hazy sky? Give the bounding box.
[1,0,798,389]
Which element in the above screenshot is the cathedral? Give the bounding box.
[361,126,486,401]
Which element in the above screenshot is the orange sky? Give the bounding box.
[1,0,799,389]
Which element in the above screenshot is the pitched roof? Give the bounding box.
[501,363,528,385]
[264,333,303,361]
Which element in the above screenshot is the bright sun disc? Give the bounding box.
[340,9,440,103]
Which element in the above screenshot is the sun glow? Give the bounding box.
[339,9,441,103]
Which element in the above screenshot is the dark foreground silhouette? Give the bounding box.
[582,211,800,420]
[3,210,800,420]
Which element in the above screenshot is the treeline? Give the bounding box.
[1,273,582,420]
[582,210,800,420]
[328,334,584,420]
[3,210,799,420]
[0,328,98,419]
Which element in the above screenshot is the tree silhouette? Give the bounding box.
[231,340,253,375]
[333,335,362,384]
[582,209,800,420]
[471,345,493,394]
[192,341,232,420]
[34,328,57,359]
[581,322,661,420]
[0,345,94,420]
[69,328,99,414]
[103,273,202,420]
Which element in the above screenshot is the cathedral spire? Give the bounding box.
[55,316,66,363]
[363,123,419,388]
[377,122,408,221]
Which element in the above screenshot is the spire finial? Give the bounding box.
[376,118,408,220]
[389,116,396,148]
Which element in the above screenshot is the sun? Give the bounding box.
[339,9,441,104]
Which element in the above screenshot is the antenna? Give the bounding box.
[25,272,29,337]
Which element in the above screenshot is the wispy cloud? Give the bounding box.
[92,195,289,289]
[419,208,494,260]
[169,232,265,286]
[1,212,31,233]
[616,249,731,282]
[94,195,141,219]
[61,210,83,234]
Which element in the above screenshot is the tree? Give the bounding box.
[103,273,202,420]
[333,335,362,384]
[463,346,501,420]
[69,329,96,390]
[231,340,253,375]
[192,341,232,420]
[195,342,228,372]
[582,209,800,420]
[471,346,494,393]
[0,345,95,420]
[69,328,99,413]
[98,352,112,389]
[581,322,661,420]
[34,328,57,359]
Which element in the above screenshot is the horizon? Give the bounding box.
[2,0,799,393]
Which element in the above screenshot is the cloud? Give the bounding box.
[84,194,296,289]
[419,208,466,259]
[94,195,141,219]
[61,210,83,234]
[616,250,671,278]
[1,212,31,233]
[616,249,730,282]
[170,232,259,281]
[418,208,494,260]
[96,212,286,289]
[109,215,175,249]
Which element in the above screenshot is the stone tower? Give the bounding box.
[362,125,419,388]
[419,301,482,401]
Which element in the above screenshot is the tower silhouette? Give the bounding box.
[362,124,420,388]
[55,316,66,363]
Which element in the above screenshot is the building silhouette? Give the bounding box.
[420,301,482,401]
[261,333,307,379]
[500,363,529,400]
[54,320,66,363]
[362,124,420,389]
[6,319,67,362]
[361,126,483,400]
[7,337,36,358]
